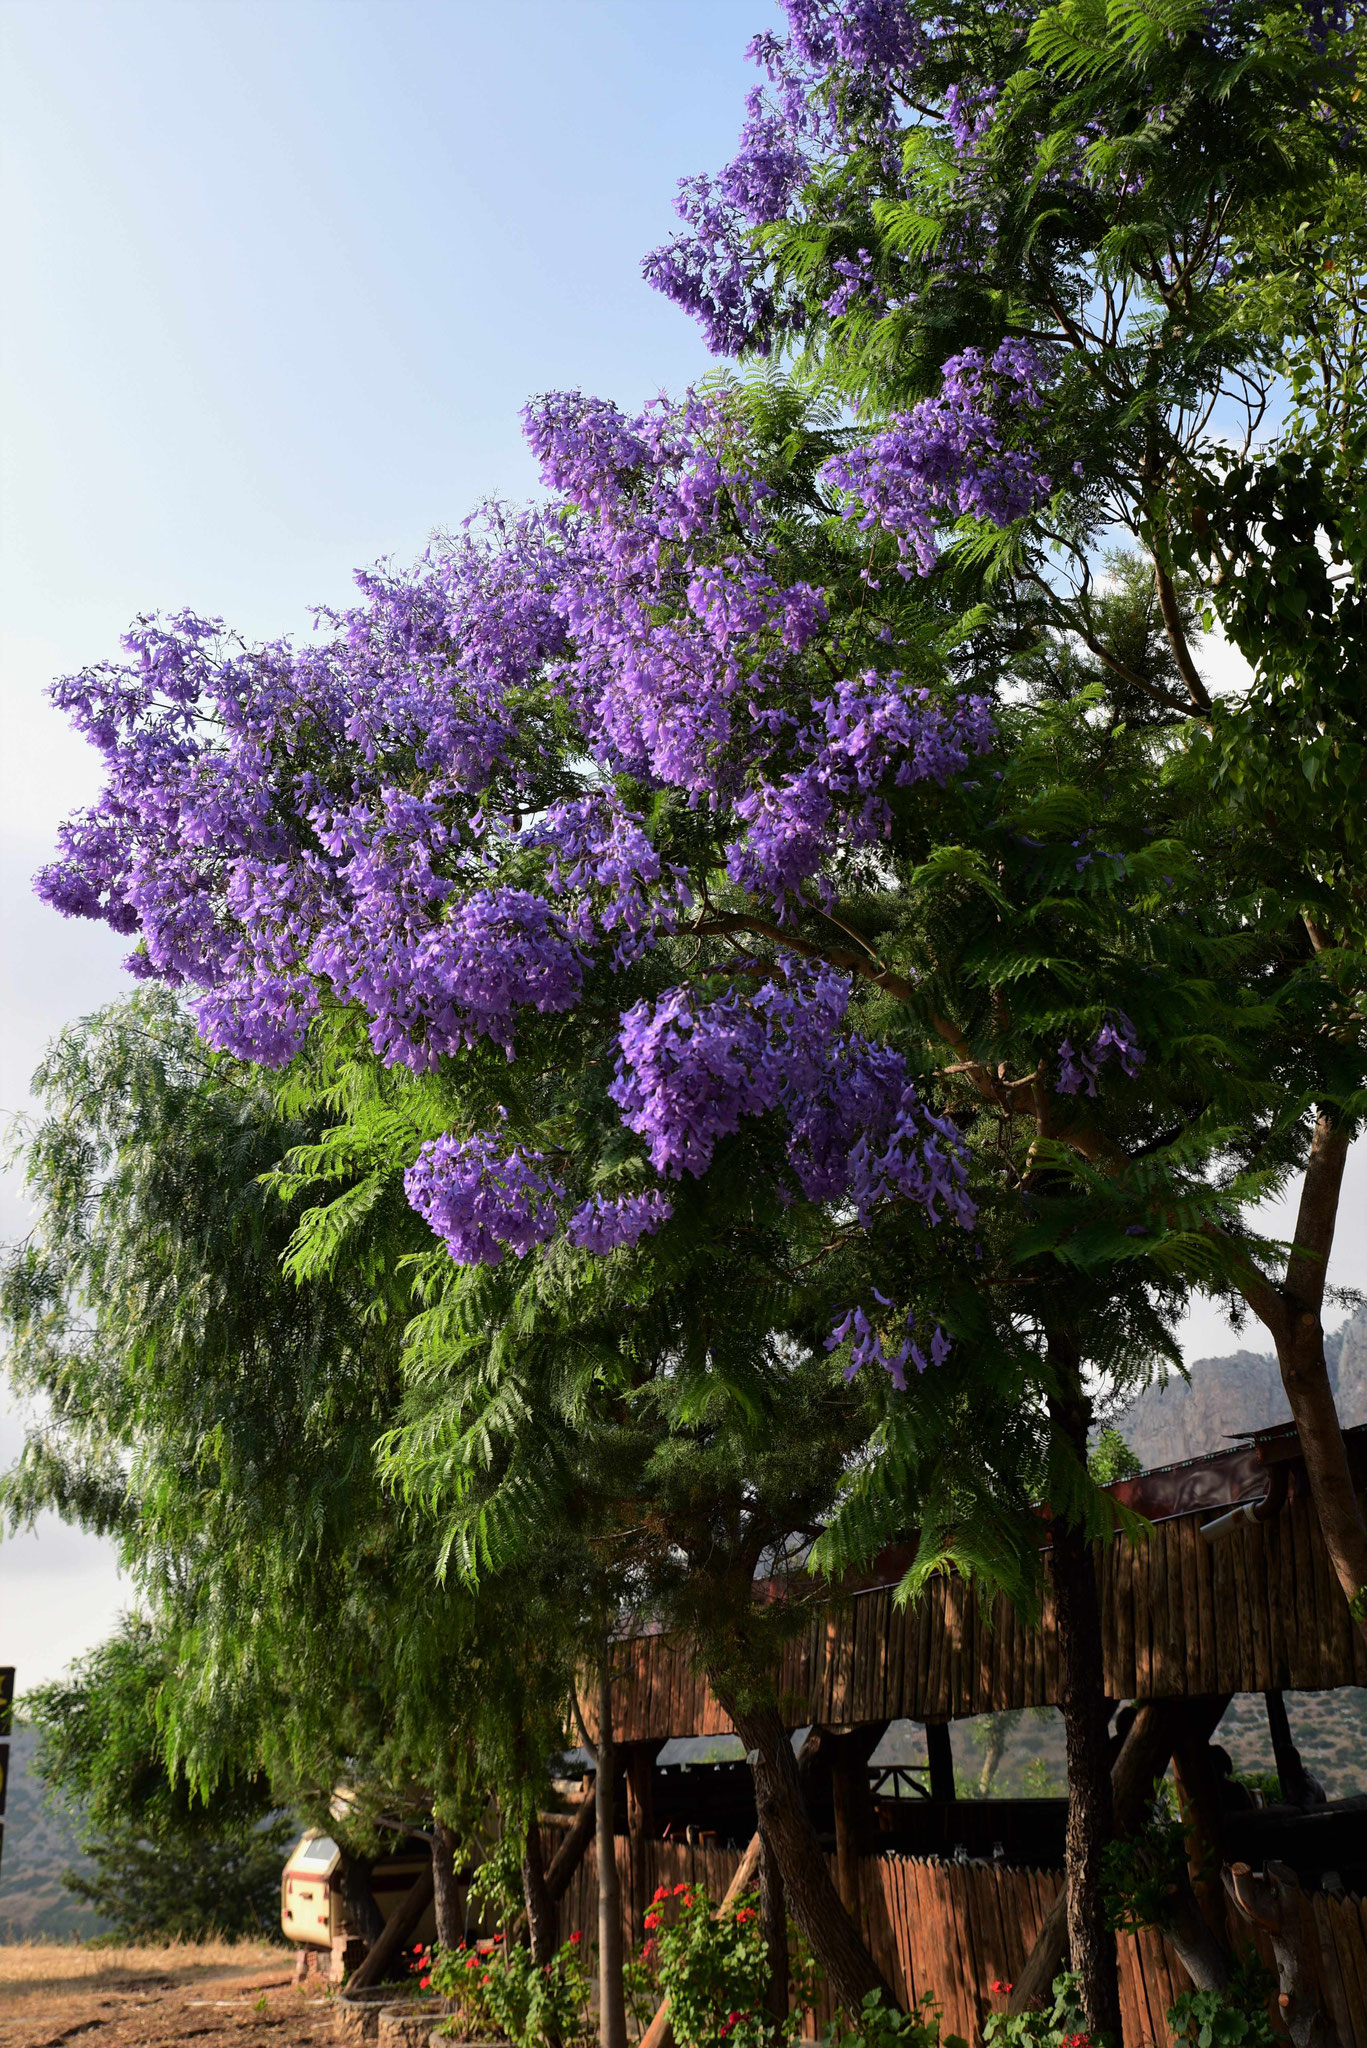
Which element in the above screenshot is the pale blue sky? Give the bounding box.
[2,0,1364,1693]
[0,0,763,1688]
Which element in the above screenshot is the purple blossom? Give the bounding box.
[727,676,996,904]
[821,342,1054,575]
[1057,1011,1146,1096]
[826,1300,953,1391]
[610,963,975,1229]
[405,1133,564,1265]
[566,1190,674,1252]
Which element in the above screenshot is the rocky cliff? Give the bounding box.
[1114,1307,1367,1470]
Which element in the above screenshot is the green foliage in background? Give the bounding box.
[21,1616,290,1942]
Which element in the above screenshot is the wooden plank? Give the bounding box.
[926,1579,948,1723]
[1000,1589,1020,1720]
[1099,1530,1117,1701]
[1133,1523,1155,1700]
[855,1590,879,1723]
[1166,1520,1191,1698]
[1149,1519,1172,1697]
[1228,1510,1259,1695]
[885,1589,908,1723]
[1245,1515,1274,1695]
[1313,1891,1357,2048]
[1324,1891,1367,2048]
[888,1859,915,2009]
[944,1575,965,1721]
[1191,1511,1219,1699]
[1042,1555,1062,1708]
[1115,1526,1137,1703]
[1209,1511,1237,1697]
[1175,1518,1201,1699]
[1260,1506,1289,1692]
[1288,1492,1320,1690]
[1118,1928,1158,2048]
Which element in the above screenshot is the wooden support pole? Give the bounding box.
[925,1721,955,1803]
[625,1739,664,1944]
[544,1789,596,1903]
[1170,1719,1226,1940]
[829,1725,887,1920]
[345,1861,435,1991]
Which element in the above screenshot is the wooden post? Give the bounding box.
[544,1789,596,1902]
[345,1862,435,1991]
[925,1721,955,1803]
[624,1739,664,1948]
[1264,1690,1319,1808]
[829,1725,887,1919]
[1170,1710,1227,1940]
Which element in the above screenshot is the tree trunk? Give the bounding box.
[1051,1508,1123,2043]
[338,1848,386,1949]
[1225,1861,1342,2048]
[523,1819,558,1966]
[978,1714,1009,1797]
[1011,1695,1230,2017]
[432,1817,462,1951]
[708,1678,895,2017]
[759,1835,790,2040]
[1045,1345,1122,2044]
[594,1649,628,2048]
[1238,1115,1367,1639]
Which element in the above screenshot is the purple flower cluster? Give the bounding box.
[728,674,995,904]
[827,1299,953,1391]
[821,342,1054,575]
[643,1,922,353]
[1057,1012,1146,1096]
[39,378,990,1271]
[404,1133,564,1265]
[566,1191,675,1253]
[609,963,975,1231]
[822,248,888,320]
[522,388,828,797]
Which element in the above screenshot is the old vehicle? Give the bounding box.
[280,1830,436,1969]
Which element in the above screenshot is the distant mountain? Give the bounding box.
[1113,1307,1367,1470]
[0,1720,108,1942]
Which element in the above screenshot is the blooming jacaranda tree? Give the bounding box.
[32,0,1367,2028]
[642,0,1367,2028]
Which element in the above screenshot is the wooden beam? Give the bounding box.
[830,1724,887,1919]
[545,1790,596,1903]
[925,1721,955,1803]
[345,1860,434,1991]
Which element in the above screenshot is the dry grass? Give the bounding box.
[0,1935,290,2009]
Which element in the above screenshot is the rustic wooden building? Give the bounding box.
[556,1424,1367,2047]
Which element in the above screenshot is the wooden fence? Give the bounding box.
[546,1835,1367,2048]
[603,1493,1367,1742]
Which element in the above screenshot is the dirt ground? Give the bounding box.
[0,1940,338,2048]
